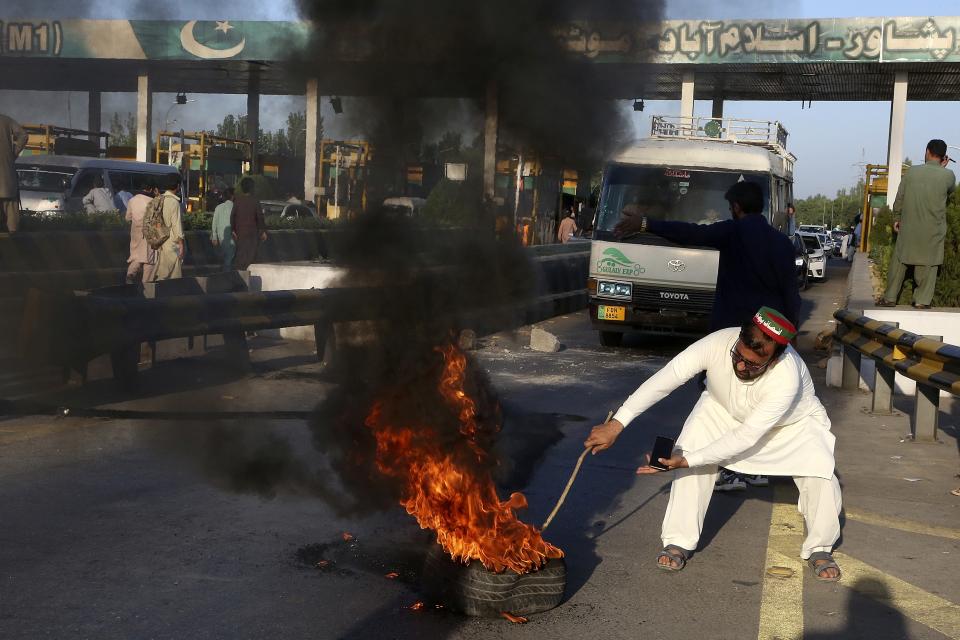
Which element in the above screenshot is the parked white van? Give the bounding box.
[16,155,180,214]
[589,115,796,345]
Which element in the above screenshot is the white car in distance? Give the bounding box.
[797,232,826,280]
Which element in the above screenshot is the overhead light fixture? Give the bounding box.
[176,92,188,105]
[330,96,343,114]
[632,99,645,112]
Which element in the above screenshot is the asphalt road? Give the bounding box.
[1,255,957,640]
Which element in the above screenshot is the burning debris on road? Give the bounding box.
[365,342,562,575]
[153,192,574,615]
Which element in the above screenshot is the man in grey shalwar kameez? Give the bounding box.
[879,139,956,308]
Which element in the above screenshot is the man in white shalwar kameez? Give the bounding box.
[585,306,842,581]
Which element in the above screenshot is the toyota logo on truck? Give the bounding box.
[660,291,690,300]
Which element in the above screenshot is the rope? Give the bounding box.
[541,410,613,531]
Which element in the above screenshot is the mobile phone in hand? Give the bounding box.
[649,436,676,471]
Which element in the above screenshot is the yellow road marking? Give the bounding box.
[845,507,960,541]
[758,484,805,640]
[833,551,960,639]
[756,496,960,640]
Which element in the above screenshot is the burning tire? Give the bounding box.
[422,546,566,617]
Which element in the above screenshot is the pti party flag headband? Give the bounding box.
[752,306,797,345]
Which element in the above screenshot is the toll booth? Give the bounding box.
[494,151,583,245]
[260,154,305,201]
[319,140,371,219]
[861,163,909,252]
[155,131,251,211]
[21,124,110,158]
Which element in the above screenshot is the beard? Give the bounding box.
[732,362,765,380]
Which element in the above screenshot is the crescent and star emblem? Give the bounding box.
[180,20,246,59]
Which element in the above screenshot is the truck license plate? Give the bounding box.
[597,305,625,321]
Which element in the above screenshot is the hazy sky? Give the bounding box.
[0,0,956,198]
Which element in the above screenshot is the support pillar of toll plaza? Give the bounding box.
[871,364,896,415]
[886,72,908,220]
[88,91,101,139]
[911,382,940,443]
[841,344,861,391]
[136,72,152,163]
[711,98,723,120]
[247,66,261,174]
[870,320,899,415]
[680,71,695,131]
[910,334,942,443]
[483,79,499,201]
[304,78,320,206]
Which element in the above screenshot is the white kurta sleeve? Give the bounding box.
[612,331,719,428]
[683,363,799,468]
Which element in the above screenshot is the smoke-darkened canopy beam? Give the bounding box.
[4,57,960,101]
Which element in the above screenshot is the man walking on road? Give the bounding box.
[557,207,578,243]
[230,177,267,271]
[124,182,159,284]
[211,187,236,269]
[0,113,28,233]
[878,139,956,308]
[584,307,843,582]
[153,174,185,281]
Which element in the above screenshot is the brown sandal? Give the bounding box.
[808,552,841,582]
[656,545,691,572]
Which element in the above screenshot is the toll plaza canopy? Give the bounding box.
[3,15,958,205]
[2,16,960,99]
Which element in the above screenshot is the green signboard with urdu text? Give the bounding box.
[0,16,957,64]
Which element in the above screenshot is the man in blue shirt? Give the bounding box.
[615,181,801,331]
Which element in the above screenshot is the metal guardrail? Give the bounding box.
[833,309,960,442]
[18,248,591,390]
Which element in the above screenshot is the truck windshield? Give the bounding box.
[594,165,770,238]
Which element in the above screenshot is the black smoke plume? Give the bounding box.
[291,0,665,171]
[153,215,537,515]
[151,1,667,515]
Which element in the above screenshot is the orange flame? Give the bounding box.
[365,342,562,574]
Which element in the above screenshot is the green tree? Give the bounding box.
[285,110,309,155]
[108,111,137,147]
[213,110,317,157]
[421,133,487,226]
[215,113,248,140]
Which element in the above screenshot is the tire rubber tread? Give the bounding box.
[422,547,565,617]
